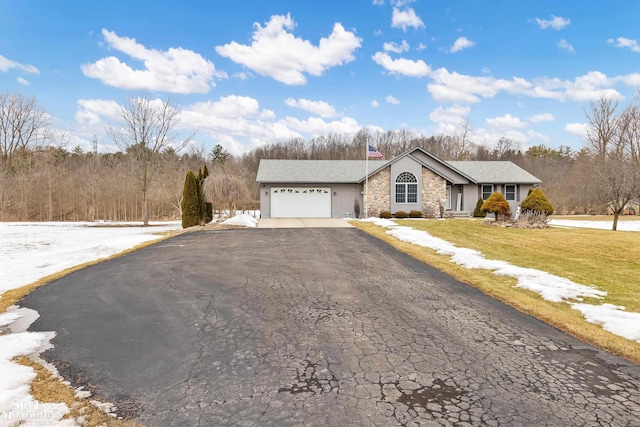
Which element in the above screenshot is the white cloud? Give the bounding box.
[372,52,431,77]
[75,99,123,127]
[557,39,574,53]
[528,113,555,123]
[565,122,589,139]
[449,36,475,53]
[608,37,640,53]
[383,40,410,53]
[391,7,424,31]
[179,96,300,152]
[281,116,361,136]
[425,66,626,104]
[0,54,39,74]
[372,0,384,5]
[232,72,249,80]
[215,14,362,85]
[428,105,470,133]
[285,98,339,118]
[417,42,427,51]
[534,15,570,30]
[486,114,527,130]
[82,29,225,94]
[16,77,30,85]
[386,95,401,104]
[371,100,380,107]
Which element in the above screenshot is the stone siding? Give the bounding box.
[365,168,390,217]
[422,168,447,218]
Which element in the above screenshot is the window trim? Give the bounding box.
[481,184,494,200]
[504,184,516,201]
[395,172,418,204]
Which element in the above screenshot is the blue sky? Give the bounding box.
[2,1,640,155]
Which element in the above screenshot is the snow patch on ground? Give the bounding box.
[0,221,181,426]
[549,219,640,231]
[221,214,258,227]
[363,217,640,343]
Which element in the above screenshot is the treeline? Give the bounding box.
[0,124,601,222]
[2,91,637,222]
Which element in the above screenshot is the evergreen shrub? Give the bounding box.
[394,211,409,218]
[379,211,392,219]
[520,188,554,215]
[409,210,422,218]
[181,170,201,228]
[481,192,511,221]
[473,198,487,218]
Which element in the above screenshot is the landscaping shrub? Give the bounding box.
[473,198,487,218]
[379,210,392,219]
[481,192,511,221]
[409,210,422,218]
[181,170,201,228]
[520,187,554,215]
[394,210,409,218]
[353,199,361,219]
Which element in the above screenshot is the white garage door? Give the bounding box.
[271,187,331,218]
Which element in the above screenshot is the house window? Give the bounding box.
[446,185,452,210]
[396,172,418,203]
[481,184,494,200]
[504,184,516,201]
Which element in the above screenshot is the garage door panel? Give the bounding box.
[271,187,331,218]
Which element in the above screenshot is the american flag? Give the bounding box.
[367,145,385,160]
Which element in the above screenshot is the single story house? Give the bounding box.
[256,147,541,218]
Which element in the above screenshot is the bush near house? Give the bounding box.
[394,211,409,218]
[473,198,487,218]
[379,211,392,219]
[481,192,511,221]
[521,188,554,215]
[409,210,422,218]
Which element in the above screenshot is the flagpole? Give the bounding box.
[365,142,369,218]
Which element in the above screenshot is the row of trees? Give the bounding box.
[1,91,639,229]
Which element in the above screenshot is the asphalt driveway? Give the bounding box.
[23,228,640,426]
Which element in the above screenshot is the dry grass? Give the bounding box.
[351,220,640,365]
[15,356,141,426]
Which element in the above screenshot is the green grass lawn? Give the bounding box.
[352,218,640,365]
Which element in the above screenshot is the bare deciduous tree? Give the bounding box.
[586,96,640,230]
[0,92,52,171]
[108,94,194,225]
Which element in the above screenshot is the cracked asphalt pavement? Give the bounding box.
[22,228,640,426]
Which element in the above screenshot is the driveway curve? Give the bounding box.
[23,228,640,426]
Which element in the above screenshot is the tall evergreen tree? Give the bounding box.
[181,170,200,228]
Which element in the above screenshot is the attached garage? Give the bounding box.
[270,187,332,218]
[256,159,369,219]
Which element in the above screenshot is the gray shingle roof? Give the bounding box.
[447,161,541,184]
[256,159,388,183]
[256,157,541,185]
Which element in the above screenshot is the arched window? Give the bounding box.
[395,172,418,203]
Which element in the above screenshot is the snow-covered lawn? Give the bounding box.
[364,218,640,344]
[0,221,181,426]
[549,218,640,232]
